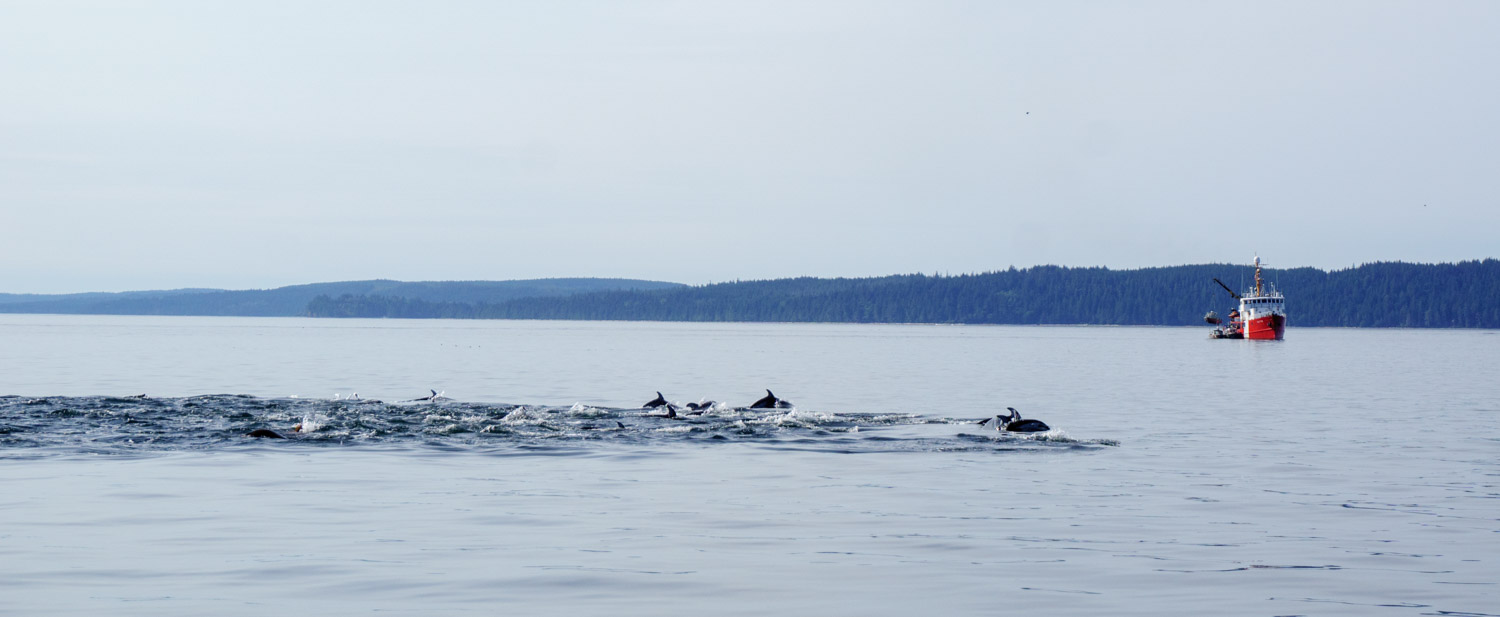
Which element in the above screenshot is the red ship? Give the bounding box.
[1207,256,1286,340]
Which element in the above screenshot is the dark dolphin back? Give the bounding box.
[1004,418,1051,432]
[749,389,778,409]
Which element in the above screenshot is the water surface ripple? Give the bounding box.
[1,316,1496,616]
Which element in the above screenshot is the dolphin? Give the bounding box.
[646,403,679,419]
[749,389,789,409]
[686,400,716,412]
[643,392,669,408]
[246,428,286,439]
[979,407,1051,433]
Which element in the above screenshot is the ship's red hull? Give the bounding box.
[1245,314,1285,340]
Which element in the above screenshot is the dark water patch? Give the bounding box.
[1019,587,1103,595]
[1236,564,1344,571]
[1274,597,1431,608]
[0,395,1120,456]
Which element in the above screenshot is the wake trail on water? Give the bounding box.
[0,394,1119,456]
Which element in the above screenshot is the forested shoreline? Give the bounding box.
[0,278,681,317]
[305,260,1500,328]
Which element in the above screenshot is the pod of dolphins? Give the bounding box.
[247,390,1054,437]
[640,388,793,419]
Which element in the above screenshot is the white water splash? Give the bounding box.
[297,410,326,433]
[567,402,609,417]
[501,406,547,425]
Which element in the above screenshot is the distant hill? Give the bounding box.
[0,279,685,317]
[0,289,223,306]
[304,260,1500,328]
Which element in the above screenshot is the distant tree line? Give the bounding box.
[0,278,682,316]
[305,259,1500,328]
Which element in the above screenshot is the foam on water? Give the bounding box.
[0,394,1115,456]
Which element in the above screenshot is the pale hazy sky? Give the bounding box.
[2,1,1496,293]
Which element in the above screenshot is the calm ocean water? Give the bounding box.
[1,315,1496,616]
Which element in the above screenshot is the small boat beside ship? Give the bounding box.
[1206,256,1286,340]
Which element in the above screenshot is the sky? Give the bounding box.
[2,1,1496,293]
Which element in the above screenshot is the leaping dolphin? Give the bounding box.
[643,392,669,408]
